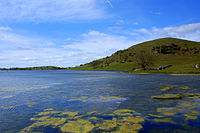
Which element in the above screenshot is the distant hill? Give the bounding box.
[0,66,66,70]
[70,38,200,74]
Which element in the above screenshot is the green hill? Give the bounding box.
[70,38,200,74]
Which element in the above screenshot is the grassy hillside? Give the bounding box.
[70,38,200,74]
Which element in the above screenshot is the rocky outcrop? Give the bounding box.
[152,94,182,100]
[134,65,172,71]
[195,64,199,69]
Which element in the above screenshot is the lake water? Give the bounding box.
[0,70,200,133]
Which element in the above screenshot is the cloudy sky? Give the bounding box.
[0,0,200,68]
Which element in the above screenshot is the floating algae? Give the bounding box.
[1,104,23,109]
[21,117,67,133]
[189,110,200,115]
[148,114,164,118]
[87,111,97,115]
[152,94,182,100]
[160,86,176,92]
[37,111,61,116]
[153,118,175,124]
[21,108,145,133]
[99,96,126,102]
[157,107,179,116]
[115,123,142,133]
[119,116,144,124]
[2,85,51,92]
[0,95,16,99]
[184,93,200,99]
[26,102,39,107]
[61,119,95,133]
[30,116,50,121]
[81,96,89,99]
[44,108,54,111]
[184,114,198,120]
[182,102,198,109]
[179,86,191,90]
[99,118,117,130]
[114,109,136,116]
[58,111,78,118]
[0,90,9,93]
[89,117,98,120]
[21,110,79,133]
[67,98,88,102]
[66,96,126,103]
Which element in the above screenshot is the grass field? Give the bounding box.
[69,38,200,74]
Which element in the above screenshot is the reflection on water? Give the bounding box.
[0,70,199,133]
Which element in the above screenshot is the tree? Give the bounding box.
[134,50,153,69]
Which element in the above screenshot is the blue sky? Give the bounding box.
[0,0,200,68]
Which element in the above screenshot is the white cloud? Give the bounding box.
[63,30,135,62]
[0,26,12,31]
[116,20,125,25]
[134,23,200,41]
[0,28,74,67]
[0,0,106,22]
[0,28,135,67]
[0,29,54,50]
[133,22,139,25]
[150,11,161,15]
[82,30,107,37]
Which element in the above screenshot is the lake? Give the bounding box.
[0,70,200,133]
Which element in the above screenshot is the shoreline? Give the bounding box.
[1,69,200,75]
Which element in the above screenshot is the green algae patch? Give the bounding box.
[148,114,164,118]
[179,86,191,90]
[184,93,200,99]
[58,111,78,118]
[66,96,127,103]
[22,110,78,133]
[99,118,117,130]
[152,94,182,100]
[98,96,126,102]
[189,110,200,115]
[184,114,198,120]
[114,109,136,116]
[157,107,179,116]
[21,117,67,133]
[22,109,144,133]
[37,111,61,116]
[81,96,89,99]
[0,90,9,93]
[182,102,198,109]
[61,119,94,133]
[27,102,39,107]
[161,86,176,92]
[115,123,142,133]
[119,116,144,124]
[74,115,84,120]
[87,111,97,115]
[0,95,16,99]
[89,117,98,120]
[67,98,88,102]
[44,108,54,111]
[153,118,175,124]
[1,104,23,109]
[2,85,51,92]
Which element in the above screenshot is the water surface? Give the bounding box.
[0,70,199,133]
